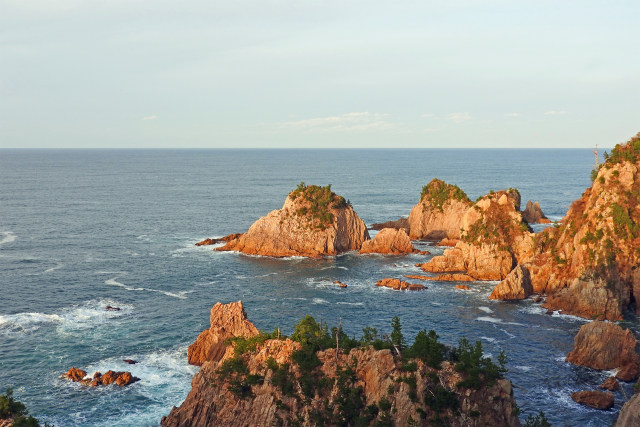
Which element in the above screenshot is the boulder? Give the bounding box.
[456,284,471,290]
[359,228,416,254]
[521,200,551,224]
[375,278,425,291]
[617,362,640,382]
[217,184,369,258]
[571,390,614,410]
[370,218,409,232]
[489,265,533,300]
[333,281,347,288]
[437,238,459,247]
[187,301,259,366]
[566,321,640,378]
[599,377,619,391]
[62,367,87,382]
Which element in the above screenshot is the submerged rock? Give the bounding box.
[456,284,471,290]
[359,228,416,254]
[571,390,614,410]
[216,183,369,258]
[599,376,619,391]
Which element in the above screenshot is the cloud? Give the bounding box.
[543,110,567,115]
[271,112,394,133]
[142,115,158,120]
[446,112,471,123]
[421,113,434,118]
[505,113,520,117]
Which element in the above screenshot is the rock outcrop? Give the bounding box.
[571,390,614,410]
[216,183,369,258]
[523,133,640,320]
[419,189,534,282]
[408,179,471,240]
[370,218,409,232]
[616,392,640,426]
[521,201,551,224]
[600,377,619,391]
[62,368,140,387]
[565,321,640,381]
[162,303,521,427]
[376,278,425,291]
[195,233,243,246]
[489,265,533,300]
[359,228,416,254]
[62,367,86,382]
[187,301,259,366]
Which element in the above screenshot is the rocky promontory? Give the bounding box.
[163,302,521,427]
[216,183,370,258]
[408,179,471,240]
[360,228,416,254]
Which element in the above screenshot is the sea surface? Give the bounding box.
[0,149,636,426]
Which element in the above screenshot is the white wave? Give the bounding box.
[44,263,64,273]
[478,306,494,313]
[105,277,189,299]
[106,278,144,291]
[336,302,364,307]
[515,365,532,371]
[0,231,16,246]
[0,312,63,333]
[480,336,498,343]
[550,311,590,323]
[476,316,524,327]
[500,328,516,338]
[312,298,329,304]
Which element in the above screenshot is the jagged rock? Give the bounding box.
[62,367,87,382]
[566,321,640,379]
[359,228,416,254]
[489,265,533,300]
[521,200,551,224]
[456,284,471,290]
[528,134,640,320]
[162,303,521,427]
[571,390,614,410]
[195,233,243,246]
[123,359,137,364]
[408,179,472,240]
[188,301,259,366]
[437,238,459,247]
[216,184,369,258]
[376,278,425,291]
[105,305,120,311]
[616,392,640,426]
[333,281,347,288]
[431,273,475,282]
[617,363,640,382]
[599,376,619,391]
[370,218,409,232]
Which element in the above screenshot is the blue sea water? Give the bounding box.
[0,149,635,426]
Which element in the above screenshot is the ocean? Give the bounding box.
[0,148,635,426]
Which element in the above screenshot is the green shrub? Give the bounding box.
[420,179,470,211]
[524,411,552,427]
[406,329,445,369]
[425,385,458,413]
[451,338,506,389]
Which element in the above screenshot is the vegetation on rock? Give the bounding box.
[0,388,48,427]
[420,179,470,212]
[289,182,350,230]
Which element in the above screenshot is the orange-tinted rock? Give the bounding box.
[437,238,459,247]
[408,179,471,240]
[566,321,640,373]
[405,274,430,280]
[489,265,533,300]
[376,278,425,291]
[521,200,551,224]
[431,273,475,282]
[115,372,140,386]
[599,376,619,391]
[187,301,259,366]
[456,284,471,290]
[571,390,614,410]
[333,281,347,288]
[359,228,416,255]
[616,362,640,382]
[617,392,640,426]
[100,370,119,385]
[217,184,369,258]
[123,359,137,364]
[62,367,87,382]
[196,234,243,246]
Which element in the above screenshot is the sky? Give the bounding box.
[1,0,639,148]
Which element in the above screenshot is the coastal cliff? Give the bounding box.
[408,179,471,240]
[217,183,370,258]
[163,302,521,427]
[522,134,640,320]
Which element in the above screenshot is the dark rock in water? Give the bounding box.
[616,362,640,382]
[333,281,347,288]
[123,359,137,364]
[369,217,409,232]
[195,233,243,246]
[62,367,87,382]
[571,390,614,410]
[521,200,551,224]
[599,376,619,391]
[105,305,120,311]
[63,368,139,387]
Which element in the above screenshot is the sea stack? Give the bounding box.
[216,183,370,258]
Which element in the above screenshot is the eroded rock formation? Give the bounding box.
[195,233,243,246]
[216,184,369,258]
[376,278,425,291]
[62,368,140,387]
[571,390,614,410]
[616,392,640,426]
[370,218,409,232]
[360,228,416,254]
[408,179,471,240]
[521,201,551,224]
[489,265,533,301]
[187,301,259,366]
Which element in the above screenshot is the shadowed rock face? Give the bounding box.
[360,228,416,254]
[408,179,471,240]
[489,265,533,300]
[187,301,259,366]
[565,321,640,381]
[571,391,614,410]
[162,302,522,427]
[521,200,551,224]
[370,217,409,232]
[525,134,640,320]
[216,184,370,258]
[617,392,640,426]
